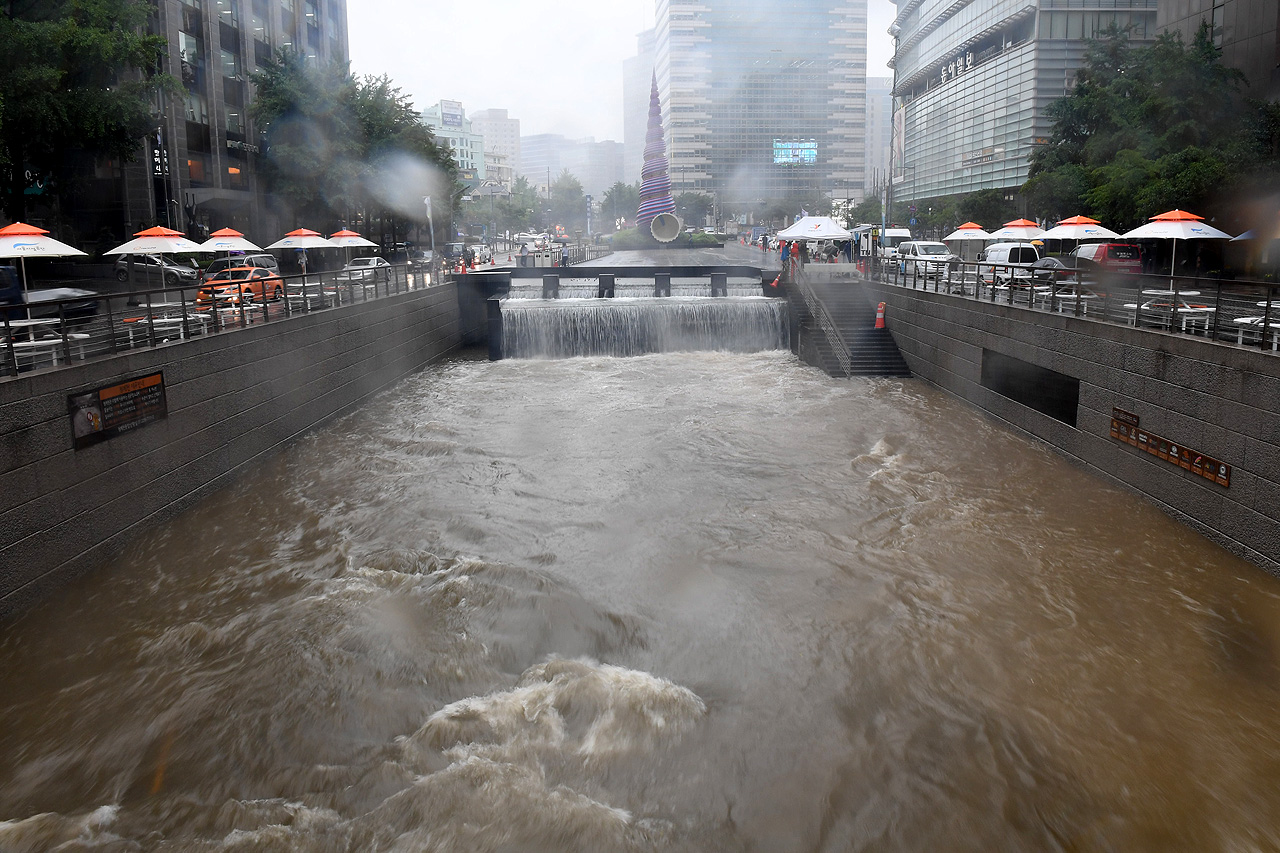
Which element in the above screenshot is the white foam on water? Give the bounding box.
[0,804,119,852]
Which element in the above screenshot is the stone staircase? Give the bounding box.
[787,276,911,377]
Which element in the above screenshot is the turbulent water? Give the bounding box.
[3,351,1280,851]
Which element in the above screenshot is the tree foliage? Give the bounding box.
[250,51,459,240]
[600,181,639,228]
[0,0,174,222]
[1023,24,1279,230]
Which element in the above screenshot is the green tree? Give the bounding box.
[251,52,459,242]
[1022,23,1274,230]
[0,0,174,223]
[549,169,585,230]
[601,180,639,228]
[675,191,713,226]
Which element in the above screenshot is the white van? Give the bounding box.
[897,241,955,277]
[977,242,1040,284]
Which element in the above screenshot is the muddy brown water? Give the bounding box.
[2,350,1279,851]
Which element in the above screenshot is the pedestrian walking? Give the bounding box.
[520,243,529,267]
[560,244,570,267]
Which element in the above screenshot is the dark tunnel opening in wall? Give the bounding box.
[980,349,1080,427]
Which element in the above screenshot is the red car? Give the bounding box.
[197,266,283,306]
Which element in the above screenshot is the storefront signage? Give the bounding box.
[1109,408,1230,488]
[226,139,260,154]
[939,51,974,84]
[68,372,168,450]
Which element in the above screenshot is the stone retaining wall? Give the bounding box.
[0,284,462,617]
[863,279,1280,573]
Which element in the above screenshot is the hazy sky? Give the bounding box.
[348,1,897,142]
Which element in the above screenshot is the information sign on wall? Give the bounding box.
[68,372,168,450]
[1109,407,1230,488]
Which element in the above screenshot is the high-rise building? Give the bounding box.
[519,135,624,198]
[122,0,350,241]
[650,0,867,210]
[470,108,522,186]
[421,100,486,186]
[1158,1,1280,101]
[889,0,1157,203]
[865,76,893,186]
[623,29,657,184]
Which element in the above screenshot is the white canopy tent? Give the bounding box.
[776,216,852,241]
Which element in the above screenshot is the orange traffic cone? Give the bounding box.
[874,302,886,329]
[769,275,780,288]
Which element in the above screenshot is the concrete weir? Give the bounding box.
[0,284,468,618]
[848,271,1280,574]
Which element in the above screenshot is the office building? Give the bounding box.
[865,76,893,184]
[649,0,867,208]
[421,100,486,186]
[470,108,522,186]
[519,135,624,198]
[1158,0,1280,100]
[117,0,349,241]
[623,29,657,183]
[889,0,1157,202]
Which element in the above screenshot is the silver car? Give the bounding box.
[337,256,392,282]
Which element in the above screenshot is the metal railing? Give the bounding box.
[862,256,1280,353]
[2,262,437,377]
[792,276,854,377]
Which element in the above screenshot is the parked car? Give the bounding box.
[336,256,392,282]
[0,265,99,321]
[1073,242,1143,275]
[1029,256,1081,285]
[113,254,200,286]
[202,253,279,283]
[977,242,1040,285]
[196,266,283,306]
[897,240,955,277]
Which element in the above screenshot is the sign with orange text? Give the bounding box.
[1110,411,1230,488]
[68,372,167,450]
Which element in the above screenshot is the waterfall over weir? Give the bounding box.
[500,297,789,359]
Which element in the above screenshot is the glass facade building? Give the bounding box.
[889,0,1157,203]
[651,0,867,207]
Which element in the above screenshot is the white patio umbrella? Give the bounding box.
[329,229,377,267]
[103,225,212,292]
[200,227,262,254]
[1121,209,1233,282]
[0,222,88,318]
[942,222,989,261]
[264,228,336,277]
[986,218,1047,241]
[1039,215,1119,241]
[942,221,990,241]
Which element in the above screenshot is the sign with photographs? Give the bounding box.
[1109,407,1230,488]
[68,372,168,450]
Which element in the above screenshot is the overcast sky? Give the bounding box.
[348,1,898,141]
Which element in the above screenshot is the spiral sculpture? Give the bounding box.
[636,73,678,239]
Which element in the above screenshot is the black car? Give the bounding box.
[1029,256,1088,285]
[0,265,99,321]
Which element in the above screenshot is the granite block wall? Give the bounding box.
[0,284,462,617]
[862,280,1280,573]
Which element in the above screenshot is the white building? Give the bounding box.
[470,108,521,186]
[421,100,486,186]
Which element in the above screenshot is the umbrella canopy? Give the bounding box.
[0,222,89,318]
[986,218,1047,241]
[776,216,851,240]
[1040,215,1120,241]
[200,227,262,253]
[265,228,337,250]
[0,222,88,259]
[105,225,209,256]
[1120,210,1233,241]
[943,222,990,241]
[328,229,378,248]
[1121,209,1233,280]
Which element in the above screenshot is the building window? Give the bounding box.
[227,111,244,134]
[250,11,270,42]
[220,48,240,80]
[227,165,246,190]
[1211,0,1225,46]
[188,155,210,185]
[215,0,239,28]
[185,91,209,124]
